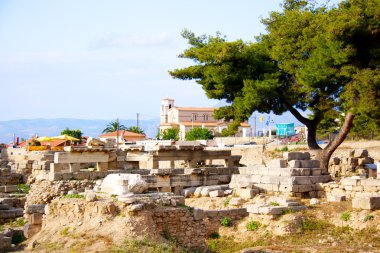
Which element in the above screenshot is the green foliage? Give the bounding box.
[209,232,220,239]
[340,211,351,222]
[316,109,341,138]
[127,126,145,135]
[102,119,127,133]
[283,208,295,215]
[17,184,30,194]
[301,217,328,231]
[60,227,70,236]
[220,127,238,137]
[269,202,280,206]
[364,214,374,222]
[185,127,213,141]
[246,221,260,231]
[31,139,41,146]
[7,217,27,227]
[170,0,380,150]
[161,128,180,141]
[223,196,232,207]
[61,128,82,141]
[220,217,232,227]
[62,193,84,199]
[275,146,288,152]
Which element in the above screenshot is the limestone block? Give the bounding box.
[193,208,204,220]
[4,185,17,193]
[260,175,280,184]
[0,236,12,251]
[284,152,310,161]
[234,188,258,199]
[128,203,144,212]
[311,169,322,176]
[246,204,260,214]
[229,198,245,206]
[23,223,41,238]
[267,206,287,215]
[85,191,97,202]
[25,204,45,214]
[298,185,313,192]
[101,174,148,195]
[310,198,320,205]
[54,152,109,163]
[267,159,288,168]
[353,149,369,158]
[97,162,108,172]
[194,187,203,197]
[352,196,380,210]
[292,176,312,185]
[341,178,361,186]
[201,188,210,197]
[182,187,196,198]
[327,195,346,202]
[300,160,320,168]
[361,179,380,187]
[288,160,301,168]
[209,190,224,197]
[279,184,298,193]
[28,213,43,225]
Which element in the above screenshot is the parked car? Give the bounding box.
[242,141,257,145]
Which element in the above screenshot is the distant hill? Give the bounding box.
[0,118,160,143]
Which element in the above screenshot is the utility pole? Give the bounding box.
[116,118,119,149]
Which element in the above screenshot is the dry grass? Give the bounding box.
[206,202,380,253]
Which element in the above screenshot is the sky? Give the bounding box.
[0,0,340,124]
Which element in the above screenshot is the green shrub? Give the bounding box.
[301,218,328,231]
[209,232,220,239]
[17,184,30,194]
[340,211,351,222]
[7,218,26,227]
[223,196,231,207]
[364,214,374,222]
[62,193,84,199]
[282,208,295,215]
[246,221,260,231]
[220,217,232,227]
[60,227,70,236]
[269,202,280,206]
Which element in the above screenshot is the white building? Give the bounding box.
[159,98,251,140]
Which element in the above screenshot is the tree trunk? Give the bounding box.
[305,122,321,150]
[319,111,355,173]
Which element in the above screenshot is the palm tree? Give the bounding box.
[127,126,145,135]
[102,119,127,133]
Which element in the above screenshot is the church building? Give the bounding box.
[159,98,251,140]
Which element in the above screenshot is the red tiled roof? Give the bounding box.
[40,139,67,147]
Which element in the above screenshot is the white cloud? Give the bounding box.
[89,32,174,50]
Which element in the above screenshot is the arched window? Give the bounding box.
[191,113,197,121]
[203,114,209,121]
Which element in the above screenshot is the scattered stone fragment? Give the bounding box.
[85,191,97,202]
[309,198,320,205]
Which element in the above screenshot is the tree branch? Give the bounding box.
[283,102,311,126]
[324,111,355,156]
